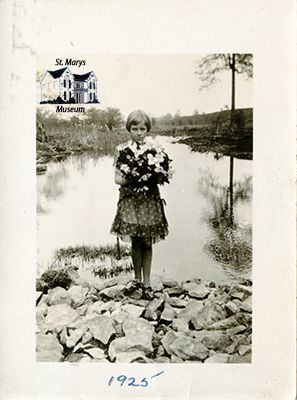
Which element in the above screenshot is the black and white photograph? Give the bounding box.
[1,1,295,399]
[36,54,253,364]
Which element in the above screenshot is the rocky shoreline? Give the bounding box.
[36,273,252,363]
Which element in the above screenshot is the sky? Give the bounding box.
[37,54,252,118]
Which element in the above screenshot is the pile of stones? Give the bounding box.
[36,273,252,363]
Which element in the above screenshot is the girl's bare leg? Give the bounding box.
[142,240,152,286]
[131,237,142,282]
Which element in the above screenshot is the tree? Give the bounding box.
[104,107,124,131]
[196,54,253,126]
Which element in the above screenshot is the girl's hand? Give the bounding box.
[115,168,127,185]
[115,169,138,186]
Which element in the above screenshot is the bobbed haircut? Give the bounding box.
[126,110,151,132]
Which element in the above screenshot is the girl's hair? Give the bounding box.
[126,110,151,132]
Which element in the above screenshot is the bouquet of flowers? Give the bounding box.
[116,140,174,192]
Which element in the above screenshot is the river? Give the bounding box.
[37,136,252,283]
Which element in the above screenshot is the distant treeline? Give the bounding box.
[37,107,252,135]
[152,108,252,134]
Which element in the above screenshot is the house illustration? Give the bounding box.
[40,67,98,104]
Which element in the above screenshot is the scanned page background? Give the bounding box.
[0,0,296,399]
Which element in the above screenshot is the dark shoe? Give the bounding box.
[124,279,142,299]
[142,285,154,300]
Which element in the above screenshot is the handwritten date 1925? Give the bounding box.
[108,371,164,388]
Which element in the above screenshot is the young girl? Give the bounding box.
[110,110,169,300]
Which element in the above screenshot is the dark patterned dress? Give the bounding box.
[110,143,169,245]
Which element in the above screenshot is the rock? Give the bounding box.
[208,316,237,330]
[38,294,50,306]
[144,294,167,320]
[59,327,68,346]
[190,285,211,300]
[127,298,150,307]
[76,304,88,316]
[123,317,154,344]
[81,330,93,344]
[201,331,232,351]
[164,287,184,297]
[45,304,79,332]
[64,353,85,362]
[190,330,231,351]
[156,356,171,363]
[190,315,204,330]
[230,284,252,296]
[225,342,238,354]
[64,315,88,330]
[36,333,63,362]
[168,334,209,361]
[110,302,122,313]
[110,309,129,325]
[236,312,252,327]
[36,303,48,316]
[171,355,184,363]
[94,274,130,291]
[205,353,230,363]
[172,318,189,333]
[121,304,145,318]
[100,284,125,299]
[84,347,106,359]
[116,350,149,363]
[239,296,252,313]
[161,331,179,354]
[47,287,71,306]
[109,335,153,361]
[228,352,252,363]
[67,285,88,308]
[230,291,245,301]
[178,299,204,321]
[78,355,97,363]
[234,334,251,347]
[160,304,176,323]
[167,297,188,308]
[227,325,247,336]
[86,300,104,316]
[108,317,155,360]
[36,304,48,334]
[238,344,252,356]
[161,277,179,288]
[66,327,86,348]
[225,300,238,315]
[156,345,165,357]
[182,282,211,299]
[150,275,164,292]
[114,322,124,336]
[144,309,158,321]
[87,315,116,345]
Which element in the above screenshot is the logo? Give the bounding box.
[39,66,99,105]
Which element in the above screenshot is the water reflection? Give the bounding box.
[37,137,252,283]
[37,165,68,214]
[198,159,252,280]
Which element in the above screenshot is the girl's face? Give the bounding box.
[130,121,148,144]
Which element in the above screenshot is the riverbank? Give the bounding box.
[36,271,252,363]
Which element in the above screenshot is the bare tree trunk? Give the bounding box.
[231,53,236,129]
[229,156,234,227]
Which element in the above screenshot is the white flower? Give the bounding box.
[131,169,140,177]
[120,164,130,174]
[139,173,151,181]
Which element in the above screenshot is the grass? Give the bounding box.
[54,243,131,262]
